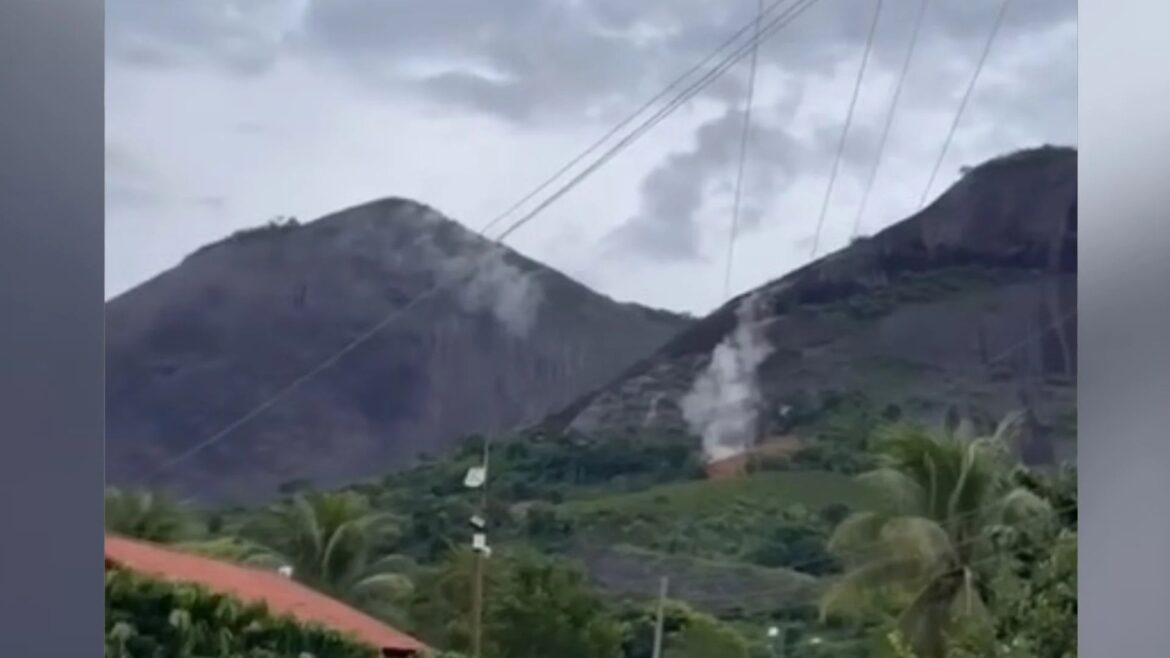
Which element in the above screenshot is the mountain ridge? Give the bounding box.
[541,145,1077,465]
[106,197,691,503]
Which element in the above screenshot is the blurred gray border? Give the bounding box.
[0,1,104,654]
[1081,0,1170,656]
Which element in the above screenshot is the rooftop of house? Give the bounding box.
[104,534,429,657]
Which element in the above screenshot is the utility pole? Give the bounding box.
[466,436,491,658]
[471,548,484,658]
[651,577,669,658]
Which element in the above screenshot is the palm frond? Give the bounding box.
[104,487,205,543]
[350,573,414,601]
[820,557,926,620]
[879,517,956,569]
[855,468,925,516]
[990,410,1025,445]
[949,567,991,624]
[827,511,887,560]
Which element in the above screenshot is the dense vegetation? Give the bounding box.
[105,567,378,658]
[106,402,1076,657]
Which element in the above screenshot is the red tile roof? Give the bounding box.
[105,534,428,656]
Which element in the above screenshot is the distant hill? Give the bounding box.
[106,199,690,503]
[544,146,1077,465]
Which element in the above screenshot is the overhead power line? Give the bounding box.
[490,0,824,244]
[722,0,766,302]
[476,0,806,239]
[809,0,885,260]
[144,0,825,482]
[918,0,1014,209]
[851,0,932,238]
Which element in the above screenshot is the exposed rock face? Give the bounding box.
[545,146,1078,463]
[106,199,690,503]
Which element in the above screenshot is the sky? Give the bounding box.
[105,0,1077,315]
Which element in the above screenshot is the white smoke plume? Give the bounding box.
[425,224,544,338]
[681,293,773,463]
[454,246,544,338]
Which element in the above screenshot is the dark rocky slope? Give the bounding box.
[544,146,1078,464]
[106,199,689,503]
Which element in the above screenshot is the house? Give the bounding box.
[105,534,429,657]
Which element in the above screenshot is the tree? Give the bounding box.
[407,547,503,651]
[884,525,1076,658]
[409,549,623,658]
[241,490,415,624]
[819,414,1052,658]
[664,609,750,658]
[487,552,624,658]
[104,487,205,543]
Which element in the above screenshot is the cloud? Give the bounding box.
[105,0,1077,126]
[103,0,1076,311]
[105,0,306,75]
[105,144,168,209]
[296,0,696,125]
[603,92,807,261]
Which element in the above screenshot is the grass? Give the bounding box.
[573,543,822,614]
[567,470,872,516]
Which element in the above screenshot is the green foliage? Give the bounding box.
[821,415,1055,658]
[991,529,1076,657]
[104,567,378,658]
[409,548,623,658]
[566,471,868,568]
[114,416,1072,658]
[614,599,755,658]
[368,431,705,559]
[240,491,415,624]
[572,471,868,517]
[105,487,206,543]
[977,467,1077,658]
[742,509,838,576]
[664,611,751,658]
[489,552,624,658]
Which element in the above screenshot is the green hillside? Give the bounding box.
[570,470,871,515]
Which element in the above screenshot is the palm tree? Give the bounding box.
[104,487,206,543]
[241,490,416,623]
[819,413,1052,658]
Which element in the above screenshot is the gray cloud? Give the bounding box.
[105,0,1076,276]
[105,144,167,209]
[604,89,807,261]
[105,0,1076,124]
[296,0,708,124]
[105,0,303,75]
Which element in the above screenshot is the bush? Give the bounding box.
[105,567,379,658]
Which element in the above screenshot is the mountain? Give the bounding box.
[106,199,690,503]
[544,146,1077,465]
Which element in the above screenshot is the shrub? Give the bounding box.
[105,567,379,658]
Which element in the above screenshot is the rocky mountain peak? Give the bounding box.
[544,146,1077,465]
[106,198,690,503]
